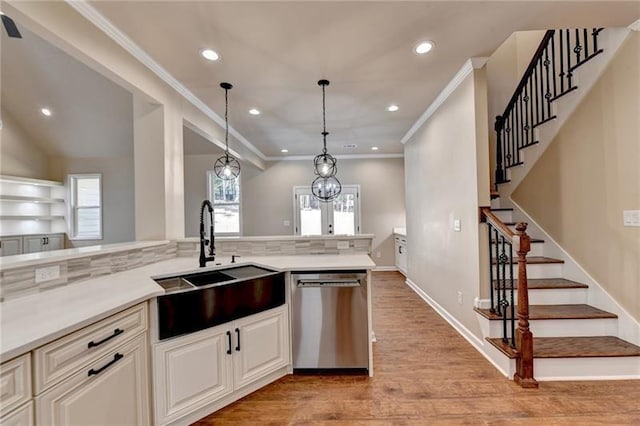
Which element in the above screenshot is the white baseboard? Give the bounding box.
[405,278,509,378]
[373,266,398,272]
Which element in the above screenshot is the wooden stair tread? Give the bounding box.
[493,278,588,290]
[491,256,564,265]
[491,238,544,244]
[487,336,640,359]
[475,304,617,320]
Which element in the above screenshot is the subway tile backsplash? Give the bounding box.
[0,237,371,302]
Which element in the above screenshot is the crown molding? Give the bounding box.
[266,153,404,162]
[401,57,488,145]
[630,19,640,31]
[65,0,267,161]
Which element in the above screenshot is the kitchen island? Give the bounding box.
[0,250,375,425]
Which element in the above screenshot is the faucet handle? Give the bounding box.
[231,255,240,263]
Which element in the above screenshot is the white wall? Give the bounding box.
[49,156,135,247]
[183,155,406,267]
[404,68,488,337]
[0,109,51,179]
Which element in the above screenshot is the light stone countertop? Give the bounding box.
[393,227,407,237]
[0,254,375,362]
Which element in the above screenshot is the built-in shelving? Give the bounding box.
[0,175,67,239]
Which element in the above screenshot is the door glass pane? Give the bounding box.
[333,194,355,235]
[299,194,322,235]
[214,204,240,233]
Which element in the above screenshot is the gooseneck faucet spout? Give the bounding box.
[199,200,215,267]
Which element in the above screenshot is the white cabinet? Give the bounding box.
[152,305,289,425]
[0,354,32,421]
[22,234,64,255]
[0,236,22,256]
[0,401,33,426]
[33,302,150,426]
[394,235,407,275]
[35,334,150,426]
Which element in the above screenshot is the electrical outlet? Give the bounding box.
[35,265,60,283]
[623,210,640,227]
[283,220,290,227]
[337,241,350,250]
[457,291,463,305]
[376,251,381,258]
[453,219,461,232]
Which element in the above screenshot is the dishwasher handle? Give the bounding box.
[297,279,361,288]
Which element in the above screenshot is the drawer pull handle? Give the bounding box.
[88,353,123,377]
[235,328,241,352]
[226,331,232,355]
[88,328,124,348]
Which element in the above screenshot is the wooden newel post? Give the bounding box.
[513,222,539,388]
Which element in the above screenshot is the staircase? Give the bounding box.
[479,26,640,384]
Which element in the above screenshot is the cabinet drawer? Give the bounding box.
[36,334,149,426]
[34,302,148,394]
[0,353,31,417]
[0,401,33,426]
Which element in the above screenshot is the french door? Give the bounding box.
[293,185,360,236]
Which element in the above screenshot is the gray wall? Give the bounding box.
[183,155,406,267]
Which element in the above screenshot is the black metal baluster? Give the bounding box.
[516,95,522,161]
[566,29,573,89]
[488,225,496,314]
[544,47,552,117]
[495,116,504,184]
[551,33,557,98]
[509,243,516,348]
[500,237,508,343]
[522,85,529,146]
[533,66,539,126]
[528,78,534,142]
[510,112,515,166]
[559,29,565,94]
[583,28,589,58]
[574,28,582,65]
[592,28,599,53]
[539,59,545,121]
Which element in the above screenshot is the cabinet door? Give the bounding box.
[233,306,289,390]
[153,325,233,425]
[35,334,150,426]
[0,237,23,256]
[0,401,33,426]
[44,234,64,251]
[22,236,44,254]
[394,236,401,268]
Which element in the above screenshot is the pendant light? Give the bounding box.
[214,82,241,180]
[312,79,341,202]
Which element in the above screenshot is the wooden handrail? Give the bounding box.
[480,207,515,240]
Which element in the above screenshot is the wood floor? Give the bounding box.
[194,272,640,425]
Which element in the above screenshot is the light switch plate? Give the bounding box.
[35,265,60,283]
[623,210,640,227]
[453,219,461,232]
[283,220,290,227]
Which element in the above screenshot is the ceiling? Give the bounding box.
[86,1,639,159]
[1,24,134,159]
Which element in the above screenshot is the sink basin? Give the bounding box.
[181,270,235,287]
[154,264,286,340]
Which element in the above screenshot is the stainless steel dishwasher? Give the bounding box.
[291,270,368,373]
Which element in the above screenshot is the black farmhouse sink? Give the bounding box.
[153,265,285,340]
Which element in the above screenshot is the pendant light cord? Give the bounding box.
[224,87,230,157]
[321,82,328,154]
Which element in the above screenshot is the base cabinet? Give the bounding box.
[394,235,407,275]
[0,401,33,426]
[23,234,64,254]
[0,236,22,257]
[35,334,149,426]
[153,305,289,425]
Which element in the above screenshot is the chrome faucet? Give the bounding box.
[199,200,215,267]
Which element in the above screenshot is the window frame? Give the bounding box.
[68,173,103,240]
[292,184,361,236]
[207,171,242,236]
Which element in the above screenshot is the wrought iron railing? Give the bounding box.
[481,208,537,388]
[495,28,604,185]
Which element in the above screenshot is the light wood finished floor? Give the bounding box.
[194,272,640,425]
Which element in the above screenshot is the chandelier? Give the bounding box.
[214,82,241,180]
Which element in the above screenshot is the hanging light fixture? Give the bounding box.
[214,82,241,180]
[312,79,341,202]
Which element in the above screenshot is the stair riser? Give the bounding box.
[534,356,640,381]
[491,210,513,223]
[517,288,588,305]
[487,318,618,338]
[491,243,544,257]
[491,263,562,279]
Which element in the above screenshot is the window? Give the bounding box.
[207,171,241,235]
[69,174,102,240]
[293,185,360,236]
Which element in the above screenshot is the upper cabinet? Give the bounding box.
[0,175,66,237]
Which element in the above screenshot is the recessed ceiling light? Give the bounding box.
[200,49,220,61]
[371,146,379,151]
[41,108,52,117]
[414,40,434,55]
[249,108,261,115]
[281,149,289,153]
[387,104,399,112]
